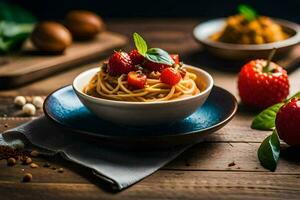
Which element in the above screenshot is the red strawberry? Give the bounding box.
[108,51,133,75]
[129,49,144,65]
[276,97,300,146]
[238,59,289,109]
[127,71,147,89]
[160,67,181,86]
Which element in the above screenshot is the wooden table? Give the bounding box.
[1,19,300,200]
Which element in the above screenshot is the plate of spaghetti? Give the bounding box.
[73,33,214,126]
[83,62,201,102]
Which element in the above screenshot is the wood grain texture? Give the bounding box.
[0,171,300,200]
[0,32,127,88]
[0,60,101,96]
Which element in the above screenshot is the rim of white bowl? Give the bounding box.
[193,18,300,50]
[72,65,214,105]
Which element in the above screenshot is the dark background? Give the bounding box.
[8,0,300,22]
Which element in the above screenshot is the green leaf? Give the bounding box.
[145,48,175,65]
[286,92,300,102]
[258,130,280,171]
[0,21,33,53]
[133,32,147,56]
[0,2,36,53]
[251,103,284,131]
[0,2,36,23]
[1,22,33,38]
[238,4,257,21]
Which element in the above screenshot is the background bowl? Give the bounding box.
[193,18,300,60]
[73,65,213,126]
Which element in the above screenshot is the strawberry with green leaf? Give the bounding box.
[276,97,300,146]
[253,92,300,171]
[132,32,177,72]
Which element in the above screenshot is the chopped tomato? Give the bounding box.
[127,71,147,89]
[160,67,181,86]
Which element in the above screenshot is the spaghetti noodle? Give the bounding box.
[83,66,201,102]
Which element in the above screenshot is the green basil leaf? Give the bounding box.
[286,92,300,102]
[258,130,280,171]
[1,22,33,38]
[0,2,36,53]
[251,103,284,130]
[0,21,33,53]
[238,4,257,22]
[133,32,147,56]
[145,48,175,65]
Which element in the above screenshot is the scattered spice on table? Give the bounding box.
[0,146,25,160]
[30,163,39,168]
[228,161,236,167]
[22,157,32,165]
[22,173,33,182]
[7,157,16,166]
[58,168,64,173]
[1,146,66,183]
[30,150,39,157]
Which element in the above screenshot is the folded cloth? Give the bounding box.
[0,116,190,190]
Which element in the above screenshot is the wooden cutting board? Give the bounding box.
[0,31,127,89]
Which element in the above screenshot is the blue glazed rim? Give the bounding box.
[43,85,238,147]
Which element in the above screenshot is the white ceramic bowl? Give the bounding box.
[73,65,213,126]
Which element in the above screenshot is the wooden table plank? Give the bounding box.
[166,143,300,172]
[1,171,300,200]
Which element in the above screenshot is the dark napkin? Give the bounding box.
[0,116,190,190]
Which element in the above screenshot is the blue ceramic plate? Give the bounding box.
[44,85,237,147]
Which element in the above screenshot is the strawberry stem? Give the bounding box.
[264,48,276,72]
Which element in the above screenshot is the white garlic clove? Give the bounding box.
[14,96,26,106]
[32,96,44,109]
[22,103,36,116]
